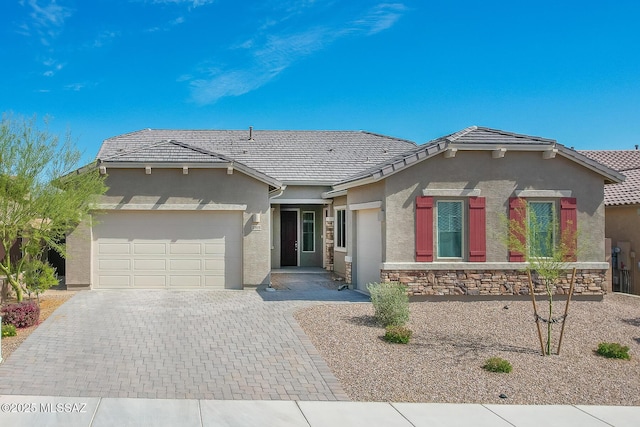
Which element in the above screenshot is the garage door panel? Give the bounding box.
[169,243,202,255]
[134,275,167,287]
[99,259,131,270]
[134,243,166,255]
[204,242,225,254]
[169,259,202,270]
[99,275,131,287]
[133,259,167,270]
[98,243,130,255]
[204,257,224,270]
[93,211,242,289]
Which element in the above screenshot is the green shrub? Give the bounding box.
[23,259,58,299]
[367,282,409,327]
[2,323,17,338]
[482,357,513,373]
[384,325,412,344]
[597,342,630,360]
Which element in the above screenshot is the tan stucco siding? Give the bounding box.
[68,168,271,288]
[605,205,640,295]
[275,185,330,201]
[383,151,606,263]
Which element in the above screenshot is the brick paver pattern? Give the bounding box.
[0,288,366,400]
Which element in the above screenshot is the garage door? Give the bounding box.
[92,211,242,289]
[356,208,382,293]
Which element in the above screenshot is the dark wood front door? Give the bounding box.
[281,210,298,266]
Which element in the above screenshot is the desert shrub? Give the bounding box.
[367,282,409,327]
[482,357,513,373]
[2,323,17,337]
[384,325,413,344]
[597,342,630,360]
[23,259,58,300]
[1,300,40,328]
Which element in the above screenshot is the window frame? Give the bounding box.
[527,200,557,259]
[435,199,465,260]
[335,207,346,252]
[302,211,315,253]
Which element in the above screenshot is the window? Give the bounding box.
[436,201,463,258]
[335,208,346,250]
[416,196,486,262]
[528,201,555,258]
[302,211,315,252]
[508,197,577,262]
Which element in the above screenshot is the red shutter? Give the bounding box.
[560,197,577,261]
[416,196,433,262]
[468,197,486,262]
[509,197,526,262]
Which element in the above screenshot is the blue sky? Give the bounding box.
[2,0,639,164]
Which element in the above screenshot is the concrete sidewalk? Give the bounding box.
[0,396,638,427]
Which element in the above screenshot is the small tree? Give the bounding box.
[504,199,578,355]
[0,114,107,302]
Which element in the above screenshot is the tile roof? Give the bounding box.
[97,129,417,183]
[446,126,556,145]
[100,140,228,163]
[580,150,640,206]
[335,126,623,187]
[579,150,640,172]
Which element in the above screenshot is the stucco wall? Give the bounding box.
[68,167,271,288]
[65,220,92,289]
[605,205,640,295]
[384,151,606,264]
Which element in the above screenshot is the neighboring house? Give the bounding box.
[66,126,623,296]
[581,149,640,295]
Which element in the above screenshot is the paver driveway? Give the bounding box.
[0,288,367,400]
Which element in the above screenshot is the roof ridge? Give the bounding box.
[167,140,234,162]
[100,139,172,160]
[103,128,155,141]
[445,126,478,142]
[473,126,556,144]
[359,131,417,146]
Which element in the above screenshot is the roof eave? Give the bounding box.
[555,147,626,184]
[97,160,283,189]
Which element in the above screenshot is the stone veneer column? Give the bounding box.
[324,216,334,270]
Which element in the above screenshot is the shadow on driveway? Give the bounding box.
[256,284,370,302]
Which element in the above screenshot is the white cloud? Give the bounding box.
[187,2,408,105]
[26,0,72,45]
[149,0,215,7]
[353,3,407,35]
[90,31,120,48]
[65,83,86,91]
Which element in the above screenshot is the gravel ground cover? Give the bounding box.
[294,293,640,405]
[1,290,75,360]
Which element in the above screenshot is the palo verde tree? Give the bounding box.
[0,114,107,302]
[505,198,578,355]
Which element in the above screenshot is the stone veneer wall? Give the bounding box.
[381,269,607,296]
[345,261,352,284]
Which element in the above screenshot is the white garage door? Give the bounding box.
[92,211,242,289]
[356,208,382,293]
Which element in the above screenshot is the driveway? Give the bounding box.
[0,288,367,400]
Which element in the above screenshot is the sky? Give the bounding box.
[1,0,639,165]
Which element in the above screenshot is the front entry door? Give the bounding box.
[281,210,298,266]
